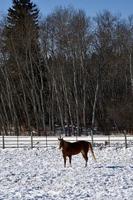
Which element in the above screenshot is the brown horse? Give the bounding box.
[58,138,96,167]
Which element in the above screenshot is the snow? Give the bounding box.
[0,145,133,200]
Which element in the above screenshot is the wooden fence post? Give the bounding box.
[90,129,94,146]
[17,135,19,148]
[31,131,33,148]
[124,130,128,148]
[2,134,5,149]
[108,134,110,147]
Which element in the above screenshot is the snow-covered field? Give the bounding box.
[0,145,133,200]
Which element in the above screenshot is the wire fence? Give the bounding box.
[0,135,133,149]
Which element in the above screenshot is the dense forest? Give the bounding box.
[0,0,133,136]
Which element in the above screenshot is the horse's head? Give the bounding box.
[58,138,64,149]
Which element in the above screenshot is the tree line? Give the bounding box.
[0,0,133,136]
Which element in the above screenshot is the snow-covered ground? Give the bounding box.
[0,145,133,200]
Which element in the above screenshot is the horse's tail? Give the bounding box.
[88,143,96,160]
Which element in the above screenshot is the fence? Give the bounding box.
[0,134,133,149]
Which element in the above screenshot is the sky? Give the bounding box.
[0,0,133,19]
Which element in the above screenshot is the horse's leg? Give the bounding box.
[68,155,72,166]
[63,155,66,167]
[81,151,88,167]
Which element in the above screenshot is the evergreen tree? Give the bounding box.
[5,0,39,69]
[3,0,46,131]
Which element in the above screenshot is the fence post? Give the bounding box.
[90,129,94,146]
[2,133,5,149]
[124,130,128,148]
[31,131,33,148]
[45,132,48,147]
[17,135,19,148]
[108,134,110,147]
